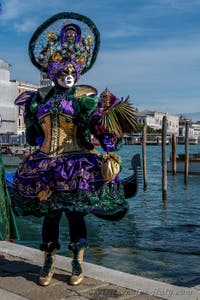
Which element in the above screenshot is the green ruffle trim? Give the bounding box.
[12,183,128,220]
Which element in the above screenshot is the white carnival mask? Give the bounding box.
[57,74,75,88]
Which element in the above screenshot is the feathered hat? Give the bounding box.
[28,12,100,81]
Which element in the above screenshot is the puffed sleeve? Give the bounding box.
[79,95,99,116]
[15,91,44,146]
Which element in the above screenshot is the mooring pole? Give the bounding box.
[162,116,167,201]
[171,134,177,175]
[184,121,189,185]
[142,123,147,190]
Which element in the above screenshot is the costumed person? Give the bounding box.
[12,12,137,286]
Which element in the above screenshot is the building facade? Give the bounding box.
[135,110,179,135]
[11,80,39,138]
[1,57,200,145]
[0,58,39,144]
[0,59,18,143]
[179,117,200,143]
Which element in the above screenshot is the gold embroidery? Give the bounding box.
[39,113,84,156]
[40,114,52,154]
[38,187,52,201]
[58,115,83,154]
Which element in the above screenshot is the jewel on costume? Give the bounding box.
[100,88,117,110]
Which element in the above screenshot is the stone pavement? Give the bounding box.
[0,241,200,300]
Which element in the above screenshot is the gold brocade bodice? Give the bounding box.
[40,114,84,156]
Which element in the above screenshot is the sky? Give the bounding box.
[0,0,200,115]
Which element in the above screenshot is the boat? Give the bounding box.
[124,134,170,145]
[189,137,199,145]
[1,145,31,167]
[167,153,200,174]
[121,153,141,198]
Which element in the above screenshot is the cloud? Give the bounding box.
[1,0,200,115]
[14,20,38,33]
[9,32,197,114]
[0,0,113,34]
[153,0,200,10]
[0,0,22,21]
[93,42,200,84]
[78,37,200,114]
[104,26,144,39]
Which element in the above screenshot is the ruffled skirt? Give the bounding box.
[12,150,128,219]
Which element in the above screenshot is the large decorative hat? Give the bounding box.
[28,12,100,80]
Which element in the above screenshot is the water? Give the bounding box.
[8,144,200,287]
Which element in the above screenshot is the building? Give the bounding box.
[40,72,52,87]
[179,117,200,144]
[135,111,160,130]
[135,110,179,135]
[11,80,39,141]
[0,58,39,144]
[0,59,18,144]
[191,122,200,142]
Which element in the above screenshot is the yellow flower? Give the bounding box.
[46,31,56,42]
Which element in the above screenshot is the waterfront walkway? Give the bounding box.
[0,241,200,300]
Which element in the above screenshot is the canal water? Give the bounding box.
[7,144,200,287]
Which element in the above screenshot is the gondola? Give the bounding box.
[121,153,141,199]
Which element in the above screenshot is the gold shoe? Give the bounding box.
[39,250,56,286]
[69,248,85,285]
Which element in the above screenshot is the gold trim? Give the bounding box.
[75,85,97,98]
[40,115,51,154]
[40,114,84,156]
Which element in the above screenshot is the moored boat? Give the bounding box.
[167,153,200,174]
[1,145,32,167]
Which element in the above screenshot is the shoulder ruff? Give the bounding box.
[75,85,97,98]
[15,90,37,106]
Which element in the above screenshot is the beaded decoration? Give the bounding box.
[28,12,100,80]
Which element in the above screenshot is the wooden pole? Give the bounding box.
[184,121,189,185]
[142,123,147,190]
[171,134,177,175]
[162,116,167,201]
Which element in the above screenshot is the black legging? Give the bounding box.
[42,210,87,247]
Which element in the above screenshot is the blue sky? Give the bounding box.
[0,0,200,115]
